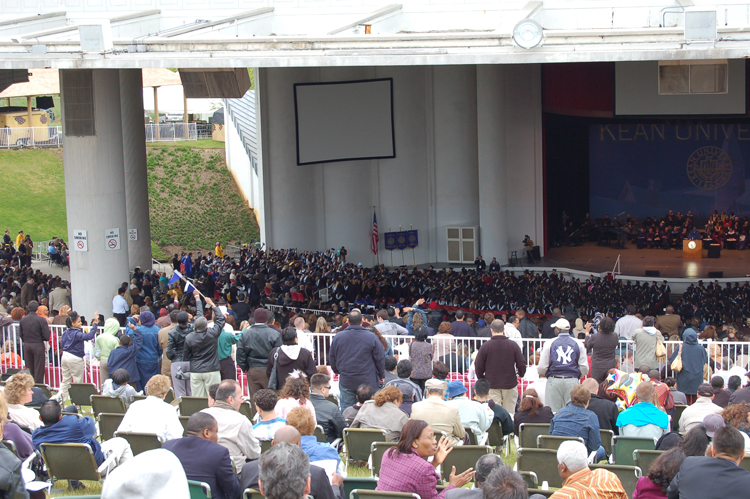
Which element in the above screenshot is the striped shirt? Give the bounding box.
[550,468,627,499]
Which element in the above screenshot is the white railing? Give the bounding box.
[2,321,744,399]
[0,126,62,148]
[145,123,197,142]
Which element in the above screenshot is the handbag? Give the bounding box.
[268,350,280,390]
[670,344,683,372]
[655,337,667,359]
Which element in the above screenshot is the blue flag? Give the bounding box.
[168,270,184,286]
[184,281,196,294]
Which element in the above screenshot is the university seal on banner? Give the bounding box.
[686,146,732,191]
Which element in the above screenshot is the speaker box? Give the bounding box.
[645,270,660,277]
[532,246,541,260]
[708,271,723,278]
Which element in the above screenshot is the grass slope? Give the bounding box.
[147,146,259,252]
[0,143,258,256]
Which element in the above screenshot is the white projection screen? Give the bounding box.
[294,78,395,165]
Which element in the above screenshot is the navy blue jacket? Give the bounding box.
[61,325,97,358]
[329,324,385,391]
[163,436,241,499]
[32,415,105,465]
[107,329,143,383]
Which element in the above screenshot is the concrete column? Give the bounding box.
[62,69,130,317]
[477,65,509,264]
[120,69,152,271]
[153,86,159,140]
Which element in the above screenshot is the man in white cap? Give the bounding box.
[537,318,589,413]
[410,378,466,446]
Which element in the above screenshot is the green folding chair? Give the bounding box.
[97,413,124,441]
[164,389,175,404]
[527,490,553,498]
[69,383,99,408]
[463,427,478,445]
[343,428,388,463]
[537,435,584,450]
[188,479,212,499]
[590,463,642,498]
[244,488,263,499]
[239,402,256,422]
[343,477,378,499]
[600,429,614,456]
[516,448,562,489]
[352,490,420,499]
[518,423,550,449]
[261,440,273,453]
[40,443,113,483]
[314,425,327,443]
[740,457,750,472]
[180,416,190,437]
[179,396,209,416]
[90,394,126,415]
[439,445,492,482]
[612,436,654,466]
[673,405,687,429]
[34,383,53,399]
[370,441,397,477]
[487,421,508,454]
[520,470,538,489]
[2,440,17,456]
[114,431,162,455]
[633,449,665,474]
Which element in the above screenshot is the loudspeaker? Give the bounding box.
[532,246,541,260]
[645,270,660,277]
[708,271,723,278]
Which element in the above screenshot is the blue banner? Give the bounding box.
[407,230,419,248]
[589,123,750,221]
[384,232,397,251]
[396,231,408,250]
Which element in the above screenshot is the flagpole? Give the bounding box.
[411,224,416,267]
[399,225,404,266]
[389,226,393,268]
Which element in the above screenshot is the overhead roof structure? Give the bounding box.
[0,1,749,68]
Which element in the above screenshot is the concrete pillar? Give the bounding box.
[477,65,509,264]
[153,86,159,140]
[120,69,152,271]
[61,69,130,317]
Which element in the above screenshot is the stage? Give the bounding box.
[525,242,750,279]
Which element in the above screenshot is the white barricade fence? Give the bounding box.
[2,322,746,396]
[145,123,197,142]
[0,126,62,148]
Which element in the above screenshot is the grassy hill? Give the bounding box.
[0,142,259,260]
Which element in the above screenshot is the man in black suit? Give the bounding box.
[241,426,343,499]
[162,412,241,499]
[667,426,750,498]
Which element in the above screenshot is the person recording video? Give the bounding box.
[523,235,535,263]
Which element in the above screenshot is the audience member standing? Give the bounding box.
[58,311,97,404]
[538,318,589,413]
[632,316,664,371]
[668,329,708,404]
[265,327,314,390]
[236,308,282,397]
[128,311,161,392]
[184,296,225,398]
[655,306,681,342]
[330,310,385,412]
[585,317,619,383]
[450,310,475,338]
[474,319,526,414]
[95,318,122,381]
[19,300,50,383]
[614,305,642,342]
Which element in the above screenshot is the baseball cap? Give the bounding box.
[702,413,726,438]
[697,383,714,397]
[425,379,447,391]
[552,318,571,330]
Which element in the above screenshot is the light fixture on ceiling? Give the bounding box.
[513,19,543,49]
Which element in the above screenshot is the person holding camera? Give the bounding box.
[523,235,535,263]
[58,310,99,403]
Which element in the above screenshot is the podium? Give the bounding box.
[683,240,702,259]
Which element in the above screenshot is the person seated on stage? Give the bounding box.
[637,228,646,249]
[32,399,133,469]
[117,374,183,443]
[162,412,240,499]
[616,382,669,440]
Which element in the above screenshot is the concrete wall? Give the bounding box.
[248,63,543,266]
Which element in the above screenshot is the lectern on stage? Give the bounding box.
[683,240,702,259]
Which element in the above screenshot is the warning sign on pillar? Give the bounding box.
[128,229,138,241]
[105,228,121,251]
[73,230,88,252]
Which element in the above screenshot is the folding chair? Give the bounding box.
[40,443,117,483]
[370,441,397,477]
[633,449,665,475]
[314,425,327,443]
[114,431,162,456]
[179,396,209,416]
[69,383,99,408]
[180,416,190,436]
[439,445,492,482]
[164,389,175,404]
[600,429,614,456]
[673,405,687,428]
[97,413,124,441]
[34,383,53,399]
[741,458,750,472]
[239,402,255,422]
[342,478,379,499]
[343,428,388,463]
[244,489,263,499]
[589,464,642,498]
[519,470,537,489]
[518,423,550,449]
[527,490,553,498]
[188,479,212,499]
[612,436,655,466]
[463,427,478,445]
[260,440,272,453]
[132,395,148,403]
[537,435,584,450]
[90,395,126,416]
[353,491,420,499]
[516,448,563,488]
[1,440,17,455]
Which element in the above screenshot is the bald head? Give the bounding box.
[490,319,505,335]
[636,381,655,404]
[581,378,599,394]
[273,425,301,446]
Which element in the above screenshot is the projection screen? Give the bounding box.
[294,78,395,165]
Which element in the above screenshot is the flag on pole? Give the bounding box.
[184,280,196,294]
[168,270,184,286]
[371,212,379,255]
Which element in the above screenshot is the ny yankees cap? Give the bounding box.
[552,318,570,330]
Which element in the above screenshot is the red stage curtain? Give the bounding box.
[542,63,614,117]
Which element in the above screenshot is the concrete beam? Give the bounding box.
[328,4,402,35]
[0,11,67,28]
[164,8,274,38]
[17,9,161,41]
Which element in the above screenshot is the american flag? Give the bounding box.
[371,212,379,255]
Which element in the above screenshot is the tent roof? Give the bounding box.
[0,68,182,99]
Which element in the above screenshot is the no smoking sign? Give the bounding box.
[104,228,121,251]
[73,230,87,252]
